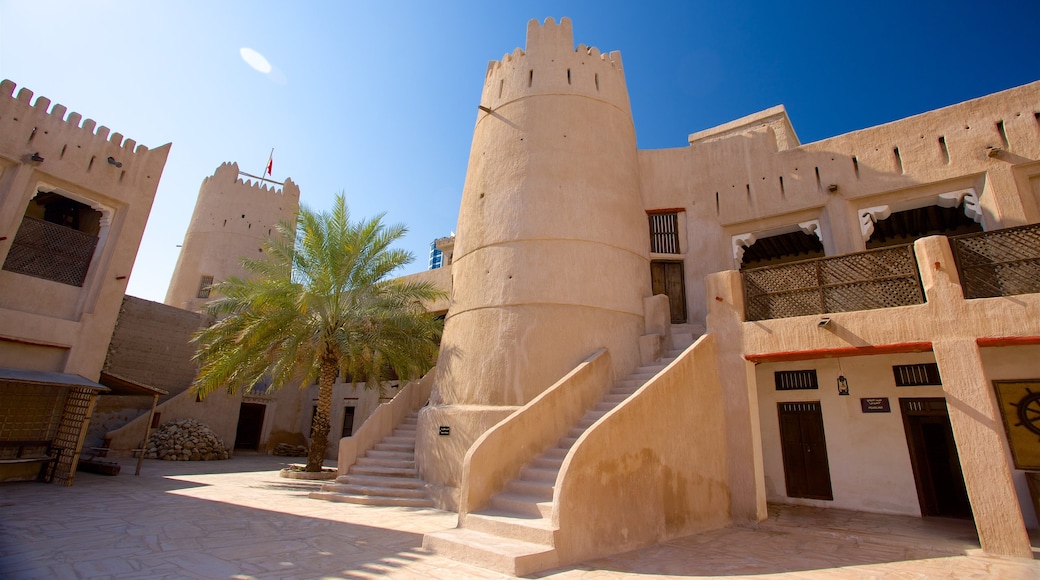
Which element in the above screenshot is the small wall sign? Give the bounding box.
[438,425,450,436]
[860,397,891,413]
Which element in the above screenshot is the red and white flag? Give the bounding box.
[265,154,273,176]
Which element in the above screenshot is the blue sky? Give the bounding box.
[2,1,1037,302]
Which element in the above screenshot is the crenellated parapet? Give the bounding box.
[479,17,630,115]
[202,161,300,201]
[0,80,170,194]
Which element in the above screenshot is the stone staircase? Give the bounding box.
[308,411,433,507]
[424,341,692,575]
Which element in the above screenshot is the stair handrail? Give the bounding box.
[459,349,613,516]
[336,368,435,476]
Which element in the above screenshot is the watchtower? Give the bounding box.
[419,18,651,503]
[165,162,299,312]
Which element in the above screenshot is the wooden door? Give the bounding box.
[650,261,687,323]
[778,401,834,500]
[900,398,971,518]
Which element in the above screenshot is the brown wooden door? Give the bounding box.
[778,401,834,500]
[899,398,971,518]
[650,261,687,323]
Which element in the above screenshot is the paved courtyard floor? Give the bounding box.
[1,455,1037,579]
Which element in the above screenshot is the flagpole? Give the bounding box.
[259,148,274,186]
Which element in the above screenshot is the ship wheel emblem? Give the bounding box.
[1011,388,1040,435]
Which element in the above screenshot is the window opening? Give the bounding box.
[2,191,103,286]
[775,370,819,391]
[197,275,214,299]
[648,212,680,254]
[893,363,942,386]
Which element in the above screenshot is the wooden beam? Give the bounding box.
[976,336,1040,348]
[745,341,933,364]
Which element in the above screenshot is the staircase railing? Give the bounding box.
[459,349,612,516]
[336,369,435,476]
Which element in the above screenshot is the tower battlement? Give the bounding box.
[479,17,630,114]
[1,80,157,156]
[205,161,300,200]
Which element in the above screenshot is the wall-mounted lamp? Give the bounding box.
[818,317,831,328]
[107,156,123,168]
[29,152,44,163]
[837,375,850,396]
[827,184,839,193]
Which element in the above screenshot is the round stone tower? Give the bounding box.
[164,162,299,312]
[418,18,651,506]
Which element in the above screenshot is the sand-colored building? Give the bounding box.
[308,18,1040,575]
[0,80,170,484]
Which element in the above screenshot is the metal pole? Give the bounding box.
[136,393,158,476]
[259,148,274,187]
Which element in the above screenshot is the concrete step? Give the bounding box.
[355,457,415,469]
[504,478,554,500]
[530,455,564,470]
[489,492,552,518]
[365,449,414,461]
[423,528,558,577]
[331,484,429,499]
[349,464,417,478]
[519,465,558,484]
[465,510,557,544]
[383,436,416,445]
[558,436,578,448]
[373,442,414,453]
[308,490,433,508]
[565,426,586,439]
[332,475,424,489]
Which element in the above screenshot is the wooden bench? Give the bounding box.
[0,440,60,482]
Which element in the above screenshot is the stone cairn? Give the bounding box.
[145,418,230,461]
[272,443,309,457]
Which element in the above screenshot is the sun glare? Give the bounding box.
[239,47,272,74]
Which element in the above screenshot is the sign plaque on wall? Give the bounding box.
[860,397,891,413]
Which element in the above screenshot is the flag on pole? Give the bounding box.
[266,155,273,176]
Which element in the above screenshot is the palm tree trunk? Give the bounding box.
[305,357,337,472]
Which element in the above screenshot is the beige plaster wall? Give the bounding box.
[553,334,730,565]
[299,380,402,460]
[105,388,243,455]
[641,81,1040,328]
[0,79,170,381]
[757,352,944,515]
[165,162,299,312]
[710,235,1039,557]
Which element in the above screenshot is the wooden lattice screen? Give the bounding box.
[50,387,98,486]
[1,216,98,287]
[950,223,1040,299]
[743,244,924,321]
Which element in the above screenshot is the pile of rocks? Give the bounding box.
[272,443,309,457]
[145,418,230,461]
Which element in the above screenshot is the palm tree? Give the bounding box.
[190,194,444,471]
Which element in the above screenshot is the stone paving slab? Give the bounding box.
[0,455,1037,579]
